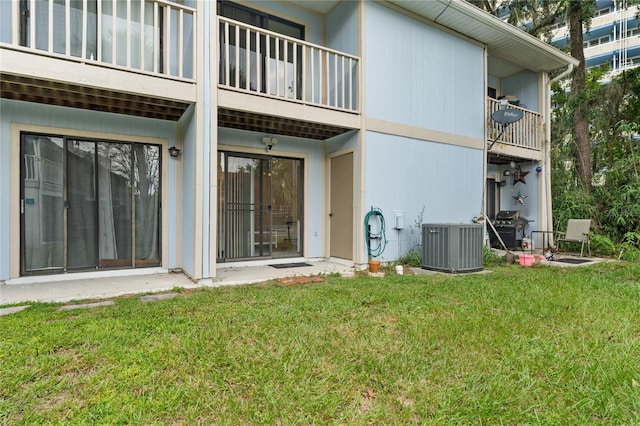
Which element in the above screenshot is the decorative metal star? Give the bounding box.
[513,192,527,205]
[513,170,529,185]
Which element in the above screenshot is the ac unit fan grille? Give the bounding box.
[421,224,483,273]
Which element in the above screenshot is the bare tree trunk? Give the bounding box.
[568,0,592,191]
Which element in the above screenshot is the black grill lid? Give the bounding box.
[495,210,521,220]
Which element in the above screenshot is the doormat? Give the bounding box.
[269,262,312,269]
[555,258,593,265]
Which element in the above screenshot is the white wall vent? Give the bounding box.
[421,224,483,273]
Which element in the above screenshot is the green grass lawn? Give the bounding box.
[2,262,640,425]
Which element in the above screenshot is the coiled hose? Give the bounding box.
[365,207,387,258]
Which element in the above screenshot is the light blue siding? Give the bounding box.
[364,131,483,262]
[502,71,539,112]
[326,130,358,154]
[327,1,359,56]
[365,2,485,140]
[0,1,10,43]
[498,164,539,223]
[218,128,325,258]
[0,99,180,281]
[240,1,323,45]
[487,163,540,232]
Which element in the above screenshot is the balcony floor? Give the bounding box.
[218,108,353,140]
[1,74,191,121]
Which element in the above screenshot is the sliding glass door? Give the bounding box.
[217,152,303,261]
[20,133,161,274]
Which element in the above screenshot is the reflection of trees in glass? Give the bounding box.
[272,158,299,221]
[134,145,160,261]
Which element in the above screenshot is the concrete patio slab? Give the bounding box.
[58,301,116,311]
[0,305,31,316]
[0,259,357,306]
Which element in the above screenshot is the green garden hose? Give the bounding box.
[365,207,387,258]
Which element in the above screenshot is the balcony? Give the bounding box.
[217,17,361,139]
[487,98,543,155]
[0,0,196,120]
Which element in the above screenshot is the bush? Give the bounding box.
[619,231,640,262]
[589,233,616,257]
[398,248,421,267]
[482,246,504,266]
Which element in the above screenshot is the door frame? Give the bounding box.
[328,149,355,261]
[10,123,170,279]
[217,149,305,262]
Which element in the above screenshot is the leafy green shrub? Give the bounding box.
[482,246,504,266]
[589,233,616,257]
[619,231,640,262]
[398,248,421,267]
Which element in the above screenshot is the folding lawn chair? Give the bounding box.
[556,219,591,257]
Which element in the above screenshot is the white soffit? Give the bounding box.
[282,0,577,78]
[388,0,579,77]
[283,0,339,15]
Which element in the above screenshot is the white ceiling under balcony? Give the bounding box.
[287,0,578,78]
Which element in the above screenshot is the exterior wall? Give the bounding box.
[502,71,540,112]
[487,163,540,225]
[217,128,326,258]
[327,1,359,56]
[499,164,539,221]
[364,132,483,262]
[0,99,181,281]
[238,1,323,44]
[361,2,485,262]
[326,131,358,154]
[364,2,485,140]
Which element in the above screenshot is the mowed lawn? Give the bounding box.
[2,262,640,425]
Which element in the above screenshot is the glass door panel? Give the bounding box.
[134,144,161,266]
[271,157,302,257]
[98,142,132,268]
[224,155,271,259]
[256,158,272,257]
[21,135,65,272]
[217,152,226,260]
[67,140,98,269]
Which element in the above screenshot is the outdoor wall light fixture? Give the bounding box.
[262,137,278,151]
[168,146,181,158]
[502,161,517,176]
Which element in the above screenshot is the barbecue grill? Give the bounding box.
[490,210,529,250]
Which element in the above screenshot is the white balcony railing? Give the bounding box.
[487,98,543,150]
[1,0,195,81]
[218,17,359,113]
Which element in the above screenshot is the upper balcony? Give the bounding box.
[0,0,197,120]
[486,97,544,161]
[216,16,361,139]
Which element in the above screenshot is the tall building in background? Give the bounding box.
[551,1,639,75]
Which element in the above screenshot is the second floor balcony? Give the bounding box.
[487,97,543,154]
[0,0,196,119]
[218,16,360,115]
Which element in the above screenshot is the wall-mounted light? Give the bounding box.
[262,137,278,151]
[503,169,511,177]
[168,146,181,158]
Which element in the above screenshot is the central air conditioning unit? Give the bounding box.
[421,224,483,273]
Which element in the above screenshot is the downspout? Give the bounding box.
[544,63,574,245]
